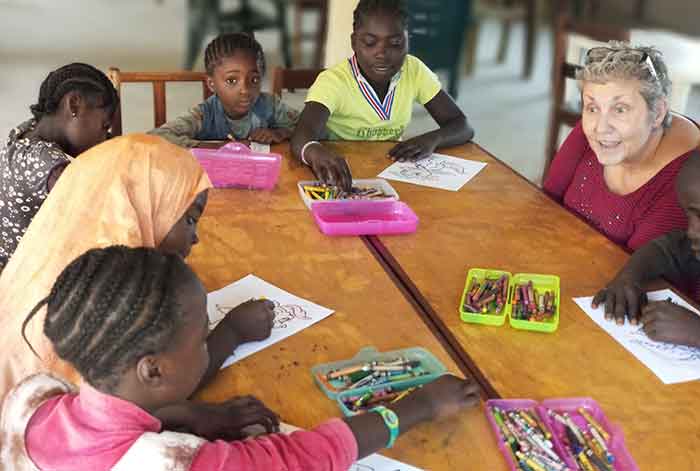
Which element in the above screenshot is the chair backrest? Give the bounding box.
[271,67,324,97]
[544,15,629,179]
[107,67,212,136]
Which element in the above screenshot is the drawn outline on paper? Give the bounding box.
[213,300,311,329]
[627,328,700,362]
[393,156,466,182]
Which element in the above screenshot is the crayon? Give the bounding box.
[578,408,610,442]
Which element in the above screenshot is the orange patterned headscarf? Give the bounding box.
[0,134,211,401]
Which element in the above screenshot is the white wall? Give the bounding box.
[323,0,360,67]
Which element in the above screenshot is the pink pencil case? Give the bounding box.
[485,398,639,471]
[191,142,281,190]
[311,200,418,236]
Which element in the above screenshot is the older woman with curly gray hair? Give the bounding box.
[544,41,700,251]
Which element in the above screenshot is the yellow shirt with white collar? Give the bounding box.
[305,54,441,141]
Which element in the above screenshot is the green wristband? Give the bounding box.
[371,405,399,448]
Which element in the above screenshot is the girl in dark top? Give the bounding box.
[0,63,118,268]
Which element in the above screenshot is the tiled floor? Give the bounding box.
[1,0,698,185]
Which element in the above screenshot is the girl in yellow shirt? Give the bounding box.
[291,0,474,190]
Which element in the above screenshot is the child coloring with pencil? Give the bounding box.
[150,33,299,147]
[291,0,474,191]
[593,153,700,347]
[1,245,481,470]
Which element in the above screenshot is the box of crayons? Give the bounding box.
[460,269,560,333]
[192,142,281,190]
[311,346,446,416]
[297,179,399,209]
[459,268,511,326]
[486,398,639,471]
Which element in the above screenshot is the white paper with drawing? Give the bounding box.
[279,423,423,471]
[377,152,486,191]
[574,289,700,384]
[208,274,334,368]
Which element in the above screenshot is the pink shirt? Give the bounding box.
[25,384,358,471]
[544,121,691,251]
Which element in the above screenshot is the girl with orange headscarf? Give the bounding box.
[0,134,275,413]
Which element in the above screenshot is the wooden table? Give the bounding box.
[330,141,699,470]
[189,152,508,470]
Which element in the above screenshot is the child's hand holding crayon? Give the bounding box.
[640,300,700,347]
[222,299,276,343]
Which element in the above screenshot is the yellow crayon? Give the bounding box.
[578,407,610,442]
[515,452,546,471]
[518,410,537,428]
[304,185,329,192]
[390,387,416,403]
[577,452,595,471]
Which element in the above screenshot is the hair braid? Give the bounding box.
[353,0,409,31]
[29,63,119,120]
[28,246,191,392]
[203,32,265,76]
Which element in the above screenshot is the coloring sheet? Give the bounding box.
[208,274,334,368]
[279,423,423,471]
[249,141,271,153]
[377,152,486,191]
[574,289,700,384]
[350,454,423,471]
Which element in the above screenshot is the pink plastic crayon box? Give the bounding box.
[485,398,638,471]
[191,142,281,189]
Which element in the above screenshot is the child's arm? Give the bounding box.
[592,230,694,325]
[388,90,474,162]
[197,299,275,389]
[249,96,300,144]
[189,375,480,470]
[155,396,279,441]
[148,107,204,148]
[640,299,700,347]
[290,102,353,191]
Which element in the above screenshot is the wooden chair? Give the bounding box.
[107,68,212,136]
[544,15,629,178]
[464,0,538,79]
[292,0,328,68]
[271,67,324,97]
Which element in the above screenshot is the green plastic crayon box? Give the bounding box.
[460,268,560,333]
[459,268,511,326]
[311,346,446,416]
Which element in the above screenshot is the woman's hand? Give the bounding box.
[387,133,440,162]
[592,275,647,325]
[223,299,276,344]
[641,301,700,347]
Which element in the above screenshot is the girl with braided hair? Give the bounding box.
[1,246,479,470]
[150,32,299,147]
[0,63,119,268]
[0,135,276,421]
